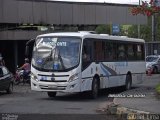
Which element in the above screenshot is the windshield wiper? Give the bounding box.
[40,47,66,70]
[41,47,55,67]
[58,51,65,70]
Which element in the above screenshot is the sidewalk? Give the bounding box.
[106,74,160,119]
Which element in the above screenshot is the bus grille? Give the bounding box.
[39,85,66,90]
[40,80,67,82]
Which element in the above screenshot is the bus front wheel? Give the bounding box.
[125,74,132,90]
[47,92,57,98]
[90,78,99,99]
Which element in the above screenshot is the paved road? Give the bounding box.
[0,84,120,120]
[0,74,159,120]
[114,74,160,114]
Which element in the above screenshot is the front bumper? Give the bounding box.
[31,79,80,93]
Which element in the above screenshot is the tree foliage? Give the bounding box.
[95,25,110,34]
[131,0,160,16]
[130,0,160,41]
[126,15,160,41]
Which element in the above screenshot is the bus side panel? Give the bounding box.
[132,74,143,85]
[99,76,109,89]
[100,62,121,88]
[101,61,145,87]
[81,62,111,91]
[108,76,120,88]
[81,63,95,92]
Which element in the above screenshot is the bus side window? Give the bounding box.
[117,44,127,61]
[94,40,105,61]
[127,44,134,60]
[82,46,90,62]
[82,40,92,70]
[105,42,116,61]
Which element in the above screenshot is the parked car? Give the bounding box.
[0,66,14,94]
[146,55,160,74]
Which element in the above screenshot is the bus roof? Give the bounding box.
[37,32,145,43]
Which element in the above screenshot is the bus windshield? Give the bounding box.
[32,37,81,71]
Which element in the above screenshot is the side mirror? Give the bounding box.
[25,38,35,57]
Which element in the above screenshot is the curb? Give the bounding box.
[106,102,151,120]
[104,75,160,119]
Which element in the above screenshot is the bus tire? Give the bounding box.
[47,92,57,98]
[90,78,99,99]
[125,74,132,90]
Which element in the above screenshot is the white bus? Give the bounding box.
[28,32,145,98]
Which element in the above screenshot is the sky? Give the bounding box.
[48,0,150,5]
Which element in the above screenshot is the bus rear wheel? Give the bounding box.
[90,78,99,99]
[47,92,57,98]
[125,74,132,90]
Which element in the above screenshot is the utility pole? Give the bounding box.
[138,0,141,38]
[152,14,155,54]
[152,0,156,54]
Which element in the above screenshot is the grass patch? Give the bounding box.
[156,83,160,94]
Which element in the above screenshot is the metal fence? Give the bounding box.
[145,41,160,56]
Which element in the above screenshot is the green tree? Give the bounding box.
[127,25,138,38]
[130,0,160,41]
[121,17,151,41]
[126,24,152,41]
[131,0,160,16]
[95,25,110,34]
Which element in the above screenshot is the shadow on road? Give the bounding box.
[40,86,132,102]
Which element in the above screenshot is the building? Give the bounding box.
[0,0,147,72]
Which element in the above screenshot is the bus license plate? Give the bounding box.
[48,85,57,89]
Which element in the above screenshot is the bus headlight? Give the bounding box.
[31,73,38,82]
[69,73,79,82]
